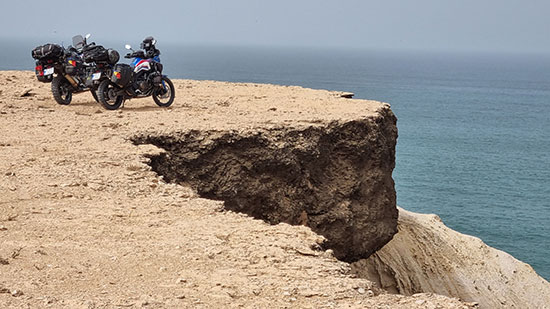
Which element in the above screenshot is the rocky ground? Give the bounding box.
[0,71,478,308]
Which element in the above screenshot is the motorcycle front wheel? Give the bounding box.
[97,80,124,110]
[152,76,175,107]
[90,89,99,103]
[51,76,72,105]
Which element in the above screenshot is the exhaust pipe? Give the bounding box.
[64,74,78,87]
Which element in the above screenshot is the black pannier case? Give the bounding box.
[32,44,63,60]
[111,64,132,87]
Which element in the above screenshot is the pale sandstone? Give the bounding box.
[354,207,550,308]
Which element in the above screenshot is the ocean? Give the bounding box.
[3,40,550,280]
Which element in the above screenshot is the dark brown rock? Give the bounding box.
[133,108,398,262]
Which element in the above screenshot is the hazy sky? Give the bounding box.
[3,0,549,53]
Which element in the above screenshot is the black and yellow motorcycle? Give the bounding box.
[32,34,120,105]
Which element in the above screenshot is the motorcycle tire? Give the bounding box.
[90,89,99,103]
[97,80,124,110]
[152,76,175,107]
[51,76,72,105]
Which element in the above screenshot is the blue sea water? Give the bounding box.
[2,40,550,280]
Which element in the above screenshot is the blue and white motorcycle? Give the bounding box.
[97,37,175,110]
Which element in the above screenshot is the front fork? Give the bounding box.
[158,75,168,94]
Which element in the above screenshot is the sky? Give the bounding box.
[2,0,550,53]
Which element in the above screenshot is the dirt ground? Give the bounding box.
[0,71,474,308]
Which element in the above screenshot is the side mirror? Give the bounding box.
[125,44,132,50]
[85,33,91,39]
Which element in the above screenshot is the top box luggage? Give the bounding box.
[32,44,63,60]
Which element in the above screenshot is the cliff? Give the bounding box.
[131,114,398,263]
[352,207,550,308]
[0,70,546,308]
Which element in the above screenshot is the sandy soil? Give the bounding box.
[0,71,475,308]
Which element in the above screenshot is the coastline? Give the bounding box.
[1,70,548,308]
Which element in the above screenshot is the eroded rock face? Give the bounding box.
[133,109,398,262]
[352,207,550,309]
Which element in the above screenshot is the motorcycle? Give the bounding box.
[51,34,120,105]
[96,42,175,110]
[32,34,120,105]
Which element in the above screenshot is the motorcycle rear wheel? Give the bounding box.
[97,80,124,110]
[152,76,175,107]
[51,76,72,105]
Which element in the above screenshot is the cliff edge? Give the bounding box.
[132,113,398,263]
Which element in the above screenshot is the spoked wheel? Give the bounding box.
[97,80,124,110]
[51,76,73,105]
[152,76,175,107]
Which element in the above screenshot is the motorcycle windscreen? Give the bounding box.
[72,35,85,50]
